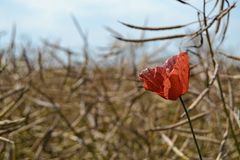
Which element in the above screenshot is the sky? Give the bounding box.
[0,0,239,54]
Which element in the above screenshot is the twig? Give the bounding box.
[161,133,190,160]
[147,111,209,131]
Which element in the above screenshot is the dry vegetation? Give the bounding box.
[0,0,240,159]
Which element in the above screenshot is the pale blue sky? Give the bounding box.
[0,0,239,54]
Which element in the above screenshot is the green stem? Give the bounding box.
[180,96,202,160]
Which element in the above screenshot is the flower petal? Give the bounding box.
[139,68,161,93]
[167,70,183,100]
[175,52,189,94]
[139,51,190,100]
[154,66,167,95]
[164,55,178,74]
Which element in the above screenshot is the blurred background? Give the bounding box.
[0,0,240,53]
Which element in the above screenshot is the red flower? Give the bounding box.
[139,52,189,100]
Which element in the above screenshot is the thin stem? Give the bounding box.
[202,0,240,156]
[180,96,202,160]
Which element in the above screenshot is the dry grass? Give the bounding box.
[0,39,239,160]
